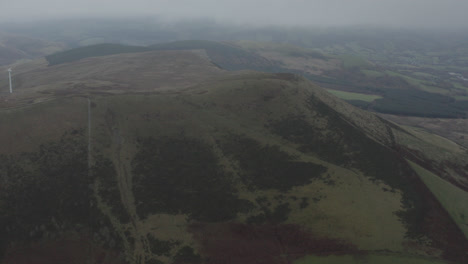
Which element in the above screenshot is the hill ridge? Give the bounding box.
[1,51,468,263]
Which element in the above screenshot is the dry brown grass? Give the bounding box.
[0,50,224,110]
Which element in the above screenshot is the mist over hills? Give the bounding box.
[37,39,468,121]
[3,0,468,29]
[2,18,468,122]
[1,16,468,264]
[1,47,468,264]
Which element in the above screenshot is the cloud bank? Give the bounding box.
[1,0,468,28]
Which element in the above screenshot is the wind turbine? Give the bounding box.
[7,68,12,93]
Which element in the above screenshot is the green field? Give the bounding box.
[409,161,468,238]
[337,54,371,69]
[361,69,385,78]
[295,254,447,264]
[326,89,382,102]
[236,40,328,60]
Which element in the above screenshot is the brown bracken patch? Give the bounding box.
[189,223,360,264]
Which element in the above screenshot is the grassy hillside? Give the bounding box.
[409,161,468,238]
[295,254,448,264]
[237,41,328,60]
[44,40,281,72]
[4,20,468,119]
[150,40,282,71]
[1,51,468,264]
[45,43,149,65]
[325,89,382,102]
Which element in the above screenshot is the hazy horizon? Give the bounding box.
[1,0,468,29]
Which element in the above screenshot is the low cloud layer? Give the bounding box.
[2,0,468,28]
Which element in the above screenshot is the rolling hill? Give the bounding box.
[45,43,149,66]
[1,49,468,264]
[0,32,65,65]
[45,40,281,72]
[236,41,468,119]
[42,41,468,119]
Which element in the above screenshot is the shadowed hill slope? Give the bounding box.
[1,51,468,264]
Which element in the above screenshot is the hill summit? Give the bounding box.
[1,48,468,264]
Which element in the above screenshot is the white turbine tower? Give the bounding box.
[7,68,12,94]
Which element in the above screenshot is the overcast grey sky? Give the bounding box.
[1,0,468,28]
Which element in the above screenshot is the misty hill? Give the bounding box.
[237,41,468,119]
[42,40,468,119]
[149,40,280,71]
[45,43,149,66]
[0,32,65,65]
[1,50,468,264]
[45,40,281,72]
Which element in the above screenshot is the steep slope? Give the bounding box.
[1,51,468,264]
